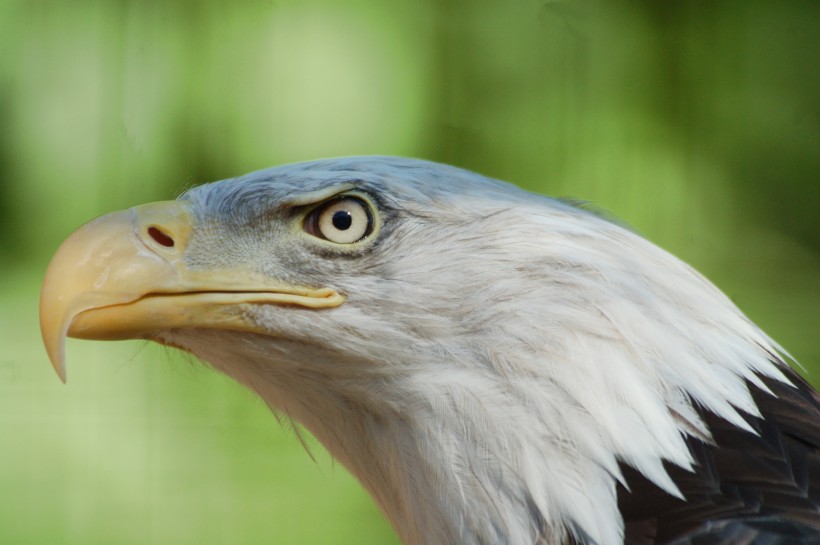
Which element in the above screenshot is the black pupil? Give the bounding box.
[332,210,353,230]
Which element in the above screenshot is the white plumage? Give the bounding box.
[40,157,820,545]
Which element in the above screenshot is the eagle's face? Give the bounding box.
[40,156,801,545]
[158,160,557,388]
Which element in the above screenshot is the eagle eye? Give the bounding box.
[304,196,373,244]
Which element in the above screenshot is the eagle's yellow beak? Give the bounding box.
[40,201,344,382]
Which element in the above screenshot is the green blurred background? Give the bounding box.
[1,1,818,544]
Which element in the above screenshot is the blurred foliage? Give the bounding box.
[0,1,817,544]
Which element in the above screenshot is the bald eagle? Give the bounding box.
[40,157,820,545]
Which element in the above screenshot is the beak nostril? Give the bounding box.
[147,226,175,248]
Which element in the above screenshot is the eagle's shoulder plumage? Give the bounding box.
[618,367,820,544]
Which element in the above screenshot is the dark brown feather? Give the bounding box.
[617,366,820,545]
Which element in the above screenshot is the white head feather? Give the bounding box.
[161,157,791,545]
